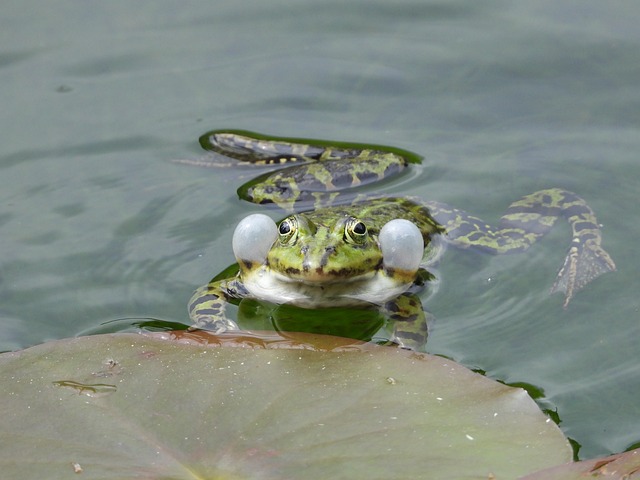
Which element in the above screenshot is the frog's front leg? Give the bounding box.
[380,293,431,350]
[188,278,246,333]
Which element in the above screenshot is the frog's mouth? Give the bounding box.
[270,267,379,285]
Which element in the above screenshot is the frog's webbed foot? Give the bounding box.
[551,237,616,308]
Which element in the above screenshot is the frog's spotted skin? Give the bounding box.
[423,189,616,307]
[184,131,615,349]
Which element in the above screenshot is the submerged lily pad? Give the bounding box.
[0,331,572,479]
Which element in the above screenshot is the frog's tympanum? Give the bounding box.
[182,131,615,349]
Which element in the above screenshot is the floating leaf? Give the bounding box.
[521,447,640,479]
[0,331,572,479]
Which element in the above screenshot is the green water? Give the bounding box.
[2,0,639,460]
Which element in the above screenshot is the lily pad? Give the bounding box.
[521,448,640,479]
[0,331,572,479]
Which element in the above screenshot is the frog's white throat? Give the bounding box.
[240,266,413,308]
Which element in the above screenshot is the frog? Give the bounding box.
[181,130,616,350]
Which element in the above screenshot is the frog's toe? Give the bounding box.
[551,238,616,307]
[211,318,240,334]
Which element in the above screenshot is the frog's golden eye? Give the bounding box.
[345,218,368,245]
[278,217,298,245]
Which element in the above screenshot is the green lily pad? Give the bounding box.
[0,331,572,479]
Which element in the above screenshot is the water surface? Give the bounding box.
[2,0,639,459]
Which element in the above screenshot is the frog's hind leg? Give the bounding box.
[207,132,412,210]
[202,131,330,165]
[424,188,616,307]
[200,130,412,167]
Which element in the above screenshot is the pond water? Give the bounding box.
[2,0,639,461]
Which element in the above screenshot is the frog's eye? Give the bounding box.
[278,217,298,245]
[345,218,368,245]
[379,219,424,273]
[278,219,291,235]
[232,214,277,263]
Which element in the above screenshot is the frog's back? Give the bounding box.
[308,196,443,244]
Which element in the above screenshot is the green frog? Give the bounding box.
[182,130,616,349]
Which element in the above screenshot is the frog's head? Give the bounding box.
[232,213,423,285]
